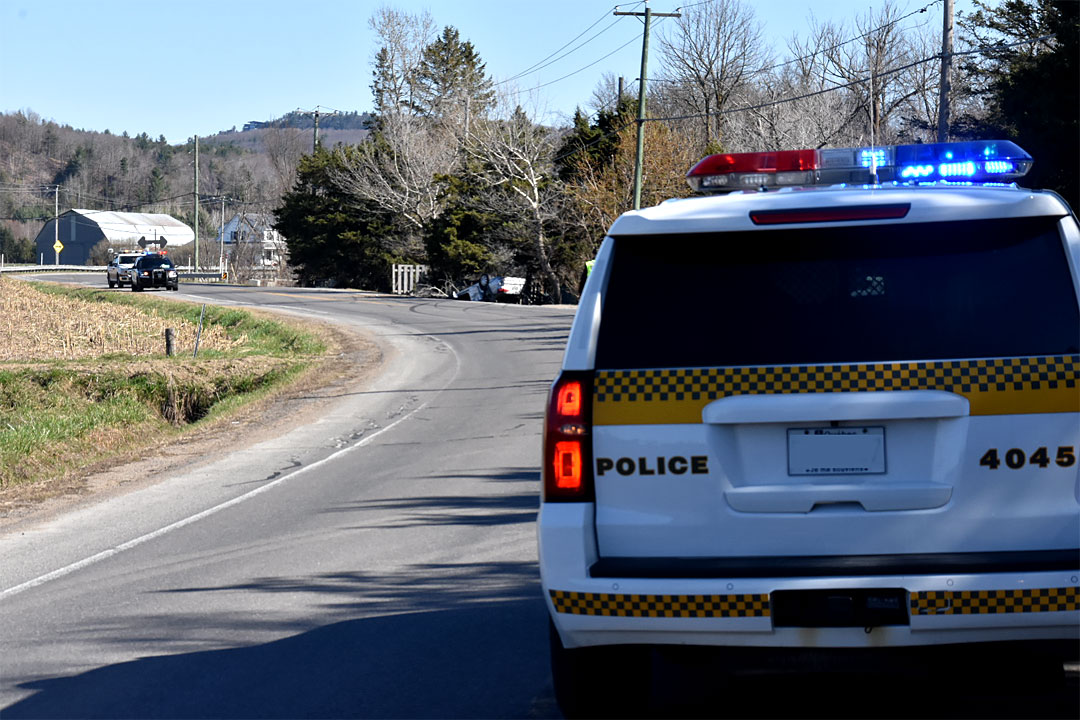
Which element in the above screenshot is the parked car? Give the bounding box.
[454,274,526,303]
[106,253,141,288]
[130,253,179,292]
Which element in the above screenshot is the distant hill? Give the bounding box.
[201,110,372,153]
[241,110,374,132]
[0,108,376,259]
[203,127,370,153]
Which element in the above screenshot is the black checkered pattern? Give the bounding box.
[594,356,1079,403]
[549,590,770,618]
[911,586,1079,615]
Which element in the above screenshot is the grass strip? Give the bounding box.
[0,281,329,489]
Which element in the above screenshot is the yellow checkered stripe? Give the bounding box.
[911,586,1079,615]
[594,355,1079,424]
[549,590,770,618]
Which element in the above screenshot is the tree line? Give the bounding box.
[1,0,1073,292]
[0,114,291,254]
[275,0,1077,300]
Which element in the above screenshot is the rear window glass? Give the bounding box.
[596,216,1078,369]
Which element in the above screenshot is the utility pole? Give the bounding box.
[618,76,625,106]
[937,0,954,142]
[297,106,340,153]
[219,196,226,273]
[53,185,59,265]
[615,4,680,210]
[194,136,199,270]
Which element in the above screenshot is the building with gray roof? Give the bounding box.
[34,209,194,265]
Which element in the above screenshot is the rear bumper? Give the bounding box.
[539,504,1080,650]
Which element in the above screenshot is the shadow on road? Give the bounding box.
[3,599,555,719]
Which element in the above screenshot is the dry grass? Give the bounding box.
[0,276,329,495]
[0,277,237,360]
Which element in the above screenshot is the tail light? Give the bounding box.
[543,371,594,502]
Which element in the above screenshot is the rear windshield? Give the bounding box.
[596,216,1078,369]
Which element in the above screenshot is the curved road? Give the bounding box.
[1,277,1076,718]
[1,279,573,718]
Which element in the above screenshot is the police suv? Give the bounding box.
[539,140,1079,715]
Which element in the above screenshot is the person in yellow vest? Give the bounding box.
[577,259,595,296]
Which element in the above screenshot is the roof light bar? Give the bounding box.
[686,140,1033,192]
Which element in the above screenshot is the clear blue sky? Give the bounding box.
[0,0,972,144]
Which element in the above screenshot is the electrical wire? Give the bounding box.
[552,33,1054,166]
[646,33,1056,125]
[497,4,638,86]
[646,0,941,85]
[506,33,645,97]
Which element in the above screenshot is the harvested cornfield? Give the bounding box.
[0,277,238,360]
[0,277,328,494]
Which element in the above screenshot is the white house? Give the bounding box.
[216,213,286,267]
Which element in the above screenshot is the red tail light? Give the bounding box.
[543,371,594,502]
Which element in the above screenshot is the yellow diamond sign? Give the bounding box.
[53,240,63,253]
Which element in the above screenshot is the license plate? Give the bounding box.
[787,427,886,476]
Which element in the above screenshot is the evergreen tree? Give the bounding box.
[960,0,1078,209]
[412,26,494,122]
[555,98,635,183]
[274,147,399,290]
[0,224,35,263]
[424,171,499,282]
[148,167,167,203]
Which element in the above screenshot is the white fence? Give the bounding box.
[392,264,429,295]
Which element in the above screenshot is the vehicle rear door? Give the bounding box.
[590,215,1080,562]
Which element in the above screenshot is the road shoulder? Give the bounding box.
[0,314,383,536]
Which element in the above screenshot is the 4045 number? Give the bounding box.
[980,446,1076,470]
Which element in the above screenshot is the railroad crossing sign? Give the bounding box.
[53,240,63,253]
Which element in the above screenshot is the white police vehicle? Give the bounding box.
[106,252,141,288]
[539,140,1079,715]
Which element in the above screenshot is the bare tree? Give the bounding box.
[564,118,697,248]
[262,125,307,195]
[330,114,457,239]
[657,0,771,151]
[819,1,927,145]
[723,21,860,151]
[588,72,626,116]
[464,101,565,301]
[369,6,435,116]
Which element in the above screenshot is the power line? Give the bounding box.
[506,34,644,96]
[646,33,1056,125]
[645,0,941,86]
[505,13,681,105]
[497,3,638,86]
[551,33,1052,167]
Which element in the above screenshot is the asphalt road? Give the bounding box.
[1,278,572,718]
[0,276,1075,719]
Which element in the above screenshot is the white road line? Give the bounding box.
[0,332,462,602]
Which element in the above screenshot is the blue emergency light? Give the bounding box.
[687,140,1034,192]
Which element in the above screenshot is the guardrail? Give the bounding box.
[0,264,106,274]
[0,265,226,281]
